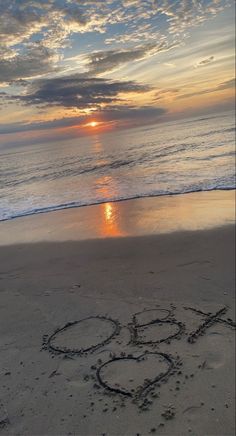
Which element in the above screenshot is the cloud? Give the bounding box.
[153,0,229,34]
[216,77,235,90]
[0,116,84,135]
[0,0,113,84]
[0,1,230,50]
[0,0,231,94]
[0,43,59,83]
[0,0,233,138]
[177,77,235,99]
[97,105,166,123]
[0,105,167,150]
[0,0,106,48]
[195,55,215,67]
[105,26,158,45]
[154,88,180,101]
[84,45,155,74]
[0,105,166,135]
[80,40,179,74]
[7,74,151,109]
[0,1,50,47]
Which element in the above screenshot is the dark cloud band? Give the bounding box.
[7,74,151,109]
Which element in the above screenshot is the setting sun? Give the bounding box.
[89,121,98,128]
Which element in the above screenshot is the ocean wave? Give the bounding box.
[0,185,235,222]
[1,158,134,188]
[1,112,235,223]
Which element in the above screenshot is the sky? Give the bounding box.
[0,0,235,148]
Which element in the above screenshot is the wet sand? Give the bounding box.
[0,207,235,435]
[0,189,234,245]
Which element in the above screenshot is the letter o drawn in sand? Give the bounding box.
[97,352,174,398]
[46,316,120,355]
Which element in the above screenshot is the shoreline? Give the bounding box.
[0,189,235,245]
[0,225,235,435]
[1,187,235,224]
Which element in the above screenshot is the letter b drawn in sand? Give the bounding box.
[129,308,185,345]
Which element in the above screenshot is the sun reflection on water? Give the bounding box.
[92,135,103,153]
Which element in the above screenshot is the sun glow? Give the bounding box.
[89,121,98,127]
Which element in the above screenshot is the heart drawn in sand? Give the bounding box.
[97,352,174,398]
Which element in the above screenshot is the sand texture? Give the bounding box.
[0,225,235,435]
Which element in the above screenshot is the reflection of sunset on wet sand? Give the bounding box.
[0,190,234,245]
[97,190,235,240]
[94,169,126,236]
[100,202,126,238]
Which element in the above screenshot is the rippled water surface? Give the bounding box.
[0,111,235,221]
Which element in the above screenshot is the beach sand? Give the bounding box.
[0,191,235,436]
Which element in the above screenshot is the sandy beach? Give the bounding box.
[0,192,235,436]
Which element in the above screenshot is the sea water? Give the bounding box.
[0,111,235,221]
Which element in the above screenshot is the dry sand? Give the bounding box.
[0,193,235,436]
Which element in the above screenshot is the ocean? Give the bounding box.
[0,111,235,222]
